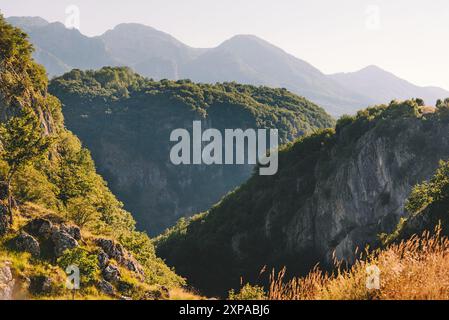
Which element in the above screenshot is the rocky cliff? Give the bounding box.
[156,100,449,296]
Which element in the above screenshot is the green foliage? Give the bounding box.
[57,247,100,285]
[386,160,449,243]
[49,67,335,234]
[66,196,101,228]
[0,14,184,295]
[50,67,335,144]
[0,108,52,181]
[119,231,185,287]
[406,160,449,216]
[228,284,266,300]
[436,98,449,121]
[156,99,446,296]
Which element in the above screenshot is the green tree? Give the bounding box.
[436,98,449,120]
[0,108,52,223]
[228,284,267,300]
[55,133,96,207]
[66,196,100,228]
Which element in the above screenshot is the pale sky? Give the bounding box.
[1,0,448,90]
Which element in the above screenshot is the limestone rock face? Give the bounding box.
[285,121,449,265]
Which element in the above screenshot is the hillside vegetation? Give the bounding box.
[0,15,189,300]
[234,147,449,300]
[49,67,334,235]
[156,98,449,297]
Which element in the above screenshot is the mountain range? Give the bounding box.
[8,16,449,116]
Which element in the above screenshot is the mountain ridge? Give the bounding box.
[8,16,449,116]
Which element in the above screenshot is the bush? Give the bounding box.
[57,247,100,286]
[228,284,266,300]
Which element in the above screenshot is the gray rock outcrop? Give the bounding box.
[14,232,40,257]
[0,262,14,300]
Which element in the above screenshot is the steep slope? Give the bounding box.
[156,100,449,296]
[330,65,449,107]
[384,101,449,242]
[49,68,334,235]
[0,15,184,299]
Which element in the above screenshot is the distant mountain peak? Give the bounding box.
[6,16,49,29]
[108,22,158,33]
[219,34,279,50]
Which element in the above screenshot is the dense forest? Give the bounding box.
[49,67,334,235]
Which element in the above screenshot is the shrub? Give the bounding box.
[228,284,266,300]
[57,247,100,286]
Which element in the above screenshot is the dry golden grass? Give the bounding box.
[169,287,206,300]
[269,227,449,300]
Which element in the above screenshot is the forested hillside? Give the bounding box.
[156,99,449,296]
[0,15,187,300]
[49,68,334,235]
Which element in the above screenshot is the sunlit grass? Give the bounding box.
[268,226,449,300]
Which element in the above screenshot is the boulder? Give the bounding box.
[95,238,144,276]
[95,238,125,263]
[51,229,78,257]
[29,275,52,295]
[26,218,53,239]
[97,280,115,296]
[102,264,121,282]
[60,224,82,241]
[97,249,109,270]
[122,257,144,276]
[14,232,40,257]
[0,262,14,300]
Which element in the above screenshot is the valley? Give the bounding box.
[2,8,449,302]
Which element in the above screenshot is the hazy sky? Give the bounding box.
[1,0,449,90]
